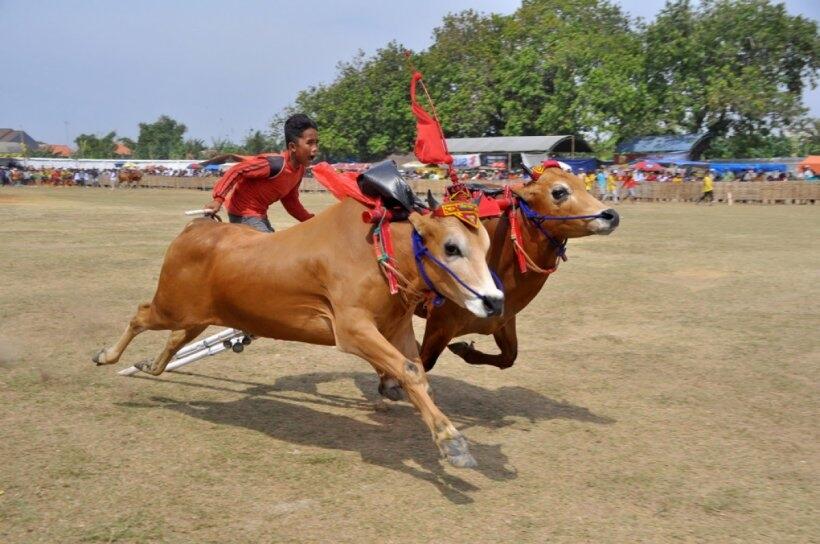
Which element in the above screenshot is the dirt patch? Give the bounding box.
[0,193,22,204]
[648,267,731,291]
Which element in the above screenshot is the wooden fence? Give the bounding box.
[630,181,819,204]
[136,176,819,204]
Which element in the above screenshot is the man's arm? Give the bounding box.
[205,157,271,213]
[280,181,314,222]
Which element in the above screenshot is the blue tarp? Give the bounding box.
[708,163,787,173]
[204,164,222,172]
[560,158,599,174]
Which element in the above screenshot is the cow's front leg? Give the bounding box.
[335,312,476,468]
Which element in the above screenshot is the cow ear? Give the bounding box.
[408,211,432,237]
[426,189,440,210]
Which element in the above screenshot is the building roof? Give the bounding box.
[616,133,710,155]
[0,129,40,149]
[47,144,72,157]
[445,135,593,154]
[114,143,132,156]
[0,142,24,154]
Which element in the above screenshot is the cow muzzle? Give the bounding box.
[465,289,504,318]
[590,208,620,235]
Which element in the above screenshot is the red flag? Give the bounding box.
[411,71,452,166]
[312,162,378,207]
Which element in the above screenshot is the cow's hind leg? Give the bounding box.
[93,302,157,365]
[448,316,519,369]
[134,325,207,376]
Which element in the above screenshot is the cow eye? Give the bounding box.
[552,186,570,200]
[444,243,462,257]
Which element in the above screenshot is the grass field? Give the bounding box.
[0,186,818,543]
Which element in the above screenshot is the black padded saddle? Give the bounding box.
[358,160,425,212]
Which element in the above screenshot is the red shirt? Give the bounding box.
[212,151,313,221]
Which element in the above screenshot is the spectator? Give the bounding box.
[595,168,607,198]
[696,172,714,204]
[621,171,638,202]
[584,170,595,191]
[603,170,619,202]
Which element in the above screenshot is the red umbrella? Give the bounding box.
[633,160,664,172]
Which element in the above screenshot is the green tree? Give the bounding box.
[644,0,819,141]
[242,130,273,155]
[494,0,651,153]
[209,137,243,155]
[74,131,118,158]
[272,0,819,159]
[183,138,207,159]
[135,115,187,159]
[274,42,416,160]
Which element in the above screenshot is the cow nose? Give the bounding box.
[481,295,504,317]
[599,208,620,229]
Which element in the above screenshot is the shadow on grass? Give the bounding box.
[120,370,613,504]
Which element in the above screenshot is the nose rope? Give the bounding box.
[516,200,609,261]
[412,230,503,307]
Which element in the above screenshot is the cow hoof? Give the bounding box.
[133,359,154,374]
[447,341,472,358]
[447,452,478,469]
[378,380,404,402]
[439,434,477,468]
[92,349,107,365]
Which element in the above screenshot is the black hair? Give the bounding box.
[284,114,318,146]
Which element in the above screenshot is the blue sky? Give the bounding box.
[1,0,817,145]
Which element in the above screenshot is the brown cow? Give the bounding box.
[117,168,143,187]
[92,197,503,467]
[415,166,619,373]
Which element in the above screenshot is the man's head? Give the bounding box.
[285,114,319,167]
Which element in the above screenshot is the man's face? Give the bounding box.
[289,128,319,166]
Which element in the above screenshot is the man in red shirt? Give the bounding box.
[621,170,638,202]
[204,114,318,232]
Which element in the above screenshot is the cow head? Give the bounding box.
[408,209,504,318]
[517,163,619,237]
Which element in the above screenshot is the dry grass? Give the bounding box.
[0,186,818,543]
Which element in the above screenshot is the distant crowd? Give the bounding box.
[0,165,216,187]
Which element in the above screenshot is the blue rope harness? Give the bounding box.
[412,230,503,307]
[516,199,606,261]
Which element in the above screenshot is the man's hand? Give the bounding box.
[204,199,223,214]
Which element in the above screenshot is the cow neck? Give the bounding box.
[371,217,430,309]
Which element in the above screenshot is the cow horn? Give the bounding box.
[521,163,536,182]
[426,190,440,210]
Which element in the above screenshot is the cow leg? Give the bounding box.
[378,319,423,402]
[419,323,457,372]
[134,325,207,376]
[448,316,519,369]
[93,302,157,365]
[336,315,476,468]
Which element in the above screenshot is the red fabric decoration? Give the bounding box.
[311,162,378,207]
[411,72,452,166]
